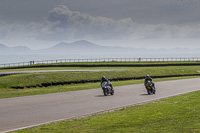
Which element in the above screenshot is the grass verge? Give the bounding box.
[12,89,200,133]
[1,66,200,88]
[0,64,200,99]
[0,76,198,99]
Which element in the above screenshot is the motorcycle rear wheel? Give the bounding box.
[153,88,156,94]
[110,89,114,95]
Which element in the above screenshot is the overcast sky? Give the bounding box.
[0,0,200,49]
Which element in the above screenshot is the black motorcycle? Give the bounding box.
[101,81,114,96]
[145,80,156,95]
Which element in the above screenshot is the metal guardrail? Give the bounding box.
[0,57,200,68]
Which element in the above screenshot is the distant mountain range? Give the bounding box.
[0,44,32,53]
[0,40,200,54]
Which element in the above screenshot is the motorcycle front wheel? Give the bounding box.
[103,88,108,96]
[147,89,151,95]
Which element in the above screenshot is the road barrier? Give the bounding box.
[1,57,200,68]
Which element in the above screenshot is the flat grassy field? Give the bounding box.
[0,65,200,98]
[12,90,200,133]
[0,64,200,99]
[1,66,200,88]
[1,62,199,132]
[0,76,197,99]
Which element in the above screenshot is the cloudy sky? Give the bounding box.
[1,0,200,49]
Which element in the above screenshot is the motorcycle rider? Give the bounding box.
[101,76,113,89]
[144,75,155,88]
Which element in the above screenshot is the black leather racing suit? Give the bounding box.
[101,78,113,89]
[144,76,155,88]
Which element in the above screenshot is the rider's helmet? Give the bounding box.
[102,76,106,80]
[145,75,150,79]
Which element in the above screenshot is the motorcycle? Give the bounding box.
[145,80,156,95]
[101,81,114,96]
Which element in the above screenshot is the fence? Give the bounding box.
[0,57,200,68]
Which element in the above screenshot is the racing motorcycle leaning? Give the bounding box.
[145,80,156,95]
[101,81,114,96]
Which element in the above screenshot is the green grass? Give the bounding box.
[0,65,200,99]
[3,62,199,132]
[0,76,198,99]
[12,90,200,133]
[1,66,200,88]
[0,67,121,72]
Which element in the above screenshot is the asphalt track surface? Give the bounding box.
[1,78,200,132]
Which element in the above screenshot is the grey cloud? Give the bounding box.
[38,5,136,40]
[0,0,67,23]
[1,0,200,25]
[39,5,200,41]
[66,0,200,25]
[1,4,200,44]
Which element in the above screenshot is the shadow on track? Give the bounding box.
[140,94,149,96]
[95,95,114,97]
[95,95,105,97]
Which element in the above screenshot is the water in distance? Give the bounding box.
[0,53,200,64]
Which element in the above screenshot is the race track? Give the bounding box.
[1,78,200,132]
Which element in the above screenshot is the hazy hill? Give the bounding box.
[48,40,104,52]
[1,40,200,54]
[42,40,113,53]
[40,40,148,53]
[0,44,9,50]
[41,40,200,54]
[0,44,31,53]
